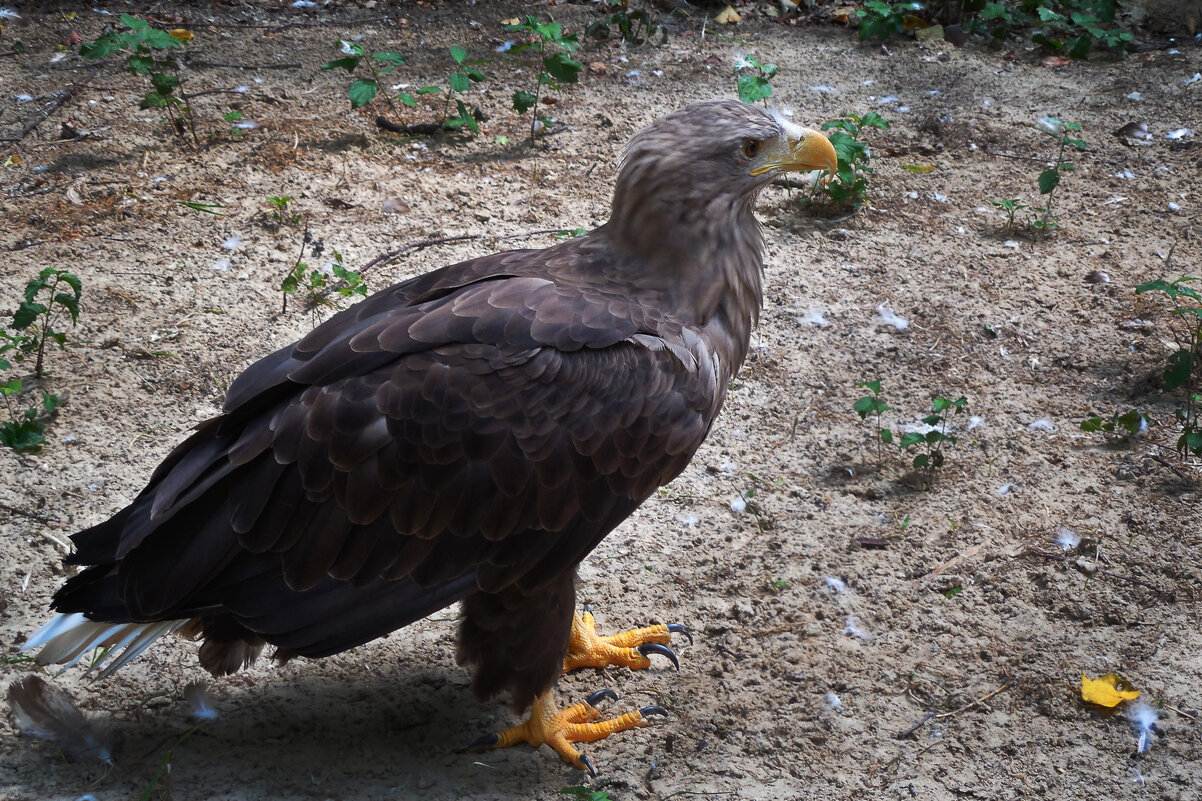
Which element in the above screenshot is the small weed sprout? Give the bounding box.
[560,787,613,801]
[991,198,1027,233]
[81,15,199,148]
[0,384,60,453]
[503,16,583,146]
[815,112,890,208]
[1080,409,1147,439]
[1134,274,1202,457]
[321,41,407,117]
[733,52,778,106]
[854,379,893,463]
[280,233,368,320]
[3,267,82,378]
[398,46,488,133]
[898,395,969,488]
[266,195,301,227]
[1031,116,1086,236]
[587,0,665,45]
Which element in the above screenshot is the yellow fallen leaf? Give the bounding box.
[1081,673,1139,707]
[500,18,520,26]
[715,5,741,24]
[903,164,937,174]
[169,29,194,41]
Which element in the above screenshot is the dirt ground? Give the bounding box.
[1,1,1200,799]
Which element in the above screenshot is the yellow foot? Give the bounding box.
[461,690,666,775]
[563,606,693,673]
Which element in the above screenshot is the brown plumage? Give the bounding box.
[27,100,836,719]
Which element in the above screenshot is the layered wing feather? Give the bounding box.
[56,240,722,661]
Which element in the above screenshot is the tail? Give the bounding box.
[23,613,188,681]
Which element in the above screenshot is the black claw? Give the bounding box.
[638,642,680,671]
[667,623,694,645]
[457,733,499,753]
[639,705,669,719]
[580,754,597,777]
[586,688,619,707]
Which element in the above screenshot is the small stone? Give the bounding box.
[588,61,608,76]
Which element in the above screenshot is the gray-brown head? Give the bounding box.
[605,100,836,339]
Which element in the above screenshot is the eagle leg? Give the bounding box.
[462,689,667,775]
[562,606,692,673]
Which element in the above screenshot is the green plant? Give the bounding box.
[1134,275,1202,457]
[321,41,407,116]
[1080,409,1147,438]
[587,0,665,45]
[816,112,890,208]
[991,198,1027,233]
[1030,116,1085,235]
[398,46,488,134]
[280,235,368,317]
[267,195,301,227]
[0,386,60,453]
[733,52,778,106]
[80,15,199,148]
[503,16,583,146]
[856,1,923,41]
[1031,0,1132,58]
[898,395,969,488]
[3,267,82,379]
[854,379,893,463]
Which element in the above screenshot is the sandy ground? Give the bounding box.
[1,2,1201,799]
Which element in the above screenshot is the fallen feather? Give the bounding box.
[1056,528,1081,550]
[1166,128,1193,140]
[843,616,869,640]
[222,235,242,250]
[7,676,112,764]
[874,305,908,331]
[825,691,844,712]
[1183,73,1201,85]
[185,681,219,721]
[1027,419,1055,432]
[798,307,830,327]
[730,493,748,514]
[822,576,847,594]
[1128,700,1159,753]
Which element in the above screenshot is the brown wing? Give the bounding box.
[57,248,717,661]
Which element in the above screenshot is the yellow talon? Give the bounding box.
[563,609,684,672]
[484,690,662,774]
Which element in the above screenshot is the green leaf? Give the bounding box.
[417,86,442,95]
[42,392,61,415]
[880,429,894,444]
[179,201,226,215]
[80,33,126,60]
[1037,168,1060,194]
[859,112,890,131]
[348,78,378,108]
[120,13,149,30]
[512,90,537,114]
[854,397,876,419]
[856,379,882,395]
[737,74,772,104]
[0,419,47,452]
[463,66,486,82]
[151,71,180,93]
[11,302,44,330]
[372,51,405,67]
[398,93,417,107]
[543,52,582,84]
[223,110,245,122]
[450,45,467,64]
[898,432,925,449]
[1081,416,1105,432]
[449,72,470,93]
[127,55,156,74]
[140,28,184,49]
[1164,349,1192,391]
[1037,7,1067,23]
[912,454,929,469]
[321,57,360,72]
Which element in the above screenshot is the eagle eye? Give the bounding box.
[741,139,761,158]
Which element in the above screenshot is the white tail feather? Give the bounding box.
[24,613,187,677]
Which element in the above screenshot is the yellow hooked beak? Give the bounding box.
[749,126,838,177]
